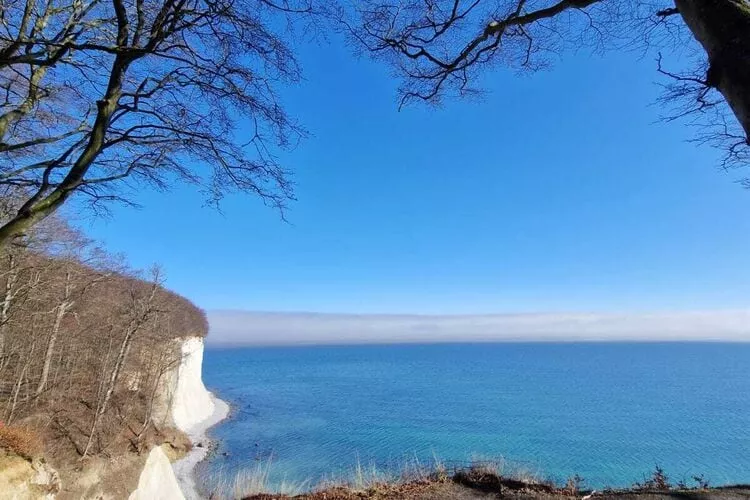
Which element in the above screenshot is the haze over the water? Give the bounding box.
[207,310,750,346]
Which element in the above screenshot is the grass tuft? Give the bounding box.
[206,460,309,499]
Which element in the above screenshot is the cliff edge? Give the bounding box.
[170,337,217,433]
[129,335,228,500]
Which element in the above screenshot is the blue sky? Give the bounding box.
[82,35,750,315]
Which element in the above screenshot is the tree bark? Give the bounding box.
[0,253,17,365]
[0,54,133,247]
[5,339,35,423]
[676,0,750,142]
[35,301,72,397]
[35,270,74,397]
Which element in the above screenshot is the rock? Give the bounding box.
[30,459,61,497]
[128,446,185,500]
[0,455,61,500]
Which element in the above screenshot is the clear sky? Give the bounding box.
[82,34,750,316]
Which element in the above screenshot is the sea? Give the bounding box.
[199,343,750,491]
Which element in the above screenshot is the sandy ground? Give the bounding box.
[172,394,230,500]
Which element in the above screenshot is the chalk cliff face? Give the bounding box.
[130,336,215,500]
[128,447,185,500]
[170,337,216,433]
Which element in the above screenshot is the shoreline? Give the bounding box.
[172,393,231,500]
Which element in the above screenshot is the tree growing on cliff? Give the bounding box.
[344,0,750,171]
[0,213,208,458]
[0,0,320,246]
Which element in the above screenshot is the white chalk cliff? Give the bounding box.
[170,337,216,433]
[128,446,185,500]
[131,336,223,500]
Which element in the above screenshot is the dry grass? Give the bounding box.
[450,460,557,497]
[311,454,451,494]
[232,461,738,500]
[227,455,566,500]
[0,424,43,460]
[206,460,310,499]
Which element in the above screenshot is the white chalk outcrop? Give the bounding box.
[131,336,228,500]
[170,337,216,433]
[167,336,230,500]
[128,446,185,500]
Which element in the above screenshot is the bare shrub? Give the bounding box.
[0,424,43,459]
[565,475,585,495]
[634,465,671,491]
[692,474,710,490]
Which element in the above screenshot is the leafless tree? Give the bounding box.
[343,0,750,171]
[0,209,208,461]
[0,0,320,246]
[81,267,161,457]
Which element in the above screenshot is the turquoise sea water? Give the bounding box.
[200,343,750,490]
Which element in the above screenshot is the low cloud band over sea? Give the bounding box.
[206,309,750,346]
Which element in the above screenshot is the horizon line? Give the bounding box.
[205,338,750,348]
[205,309,750,346]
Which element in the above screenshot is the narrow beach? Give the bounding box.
[173,393,230,500]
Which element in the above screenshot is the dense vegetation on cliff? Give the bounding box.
[0,203,207,465]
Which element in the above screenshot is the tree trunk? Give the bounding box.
[0,54,133,248]
[35,300,71,397]
[676,0,750,142]
[82,325,136,457]
[5,339,35,423]
[82,279,159,457]
[0,253,17,365]
[35,270,74,397]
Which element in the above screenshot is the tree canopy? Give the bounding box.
[344,0,750,170]
[1,0,749,246]
[0,0,319,244]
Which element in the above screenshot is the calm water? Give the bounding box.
[200,343,750,489]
